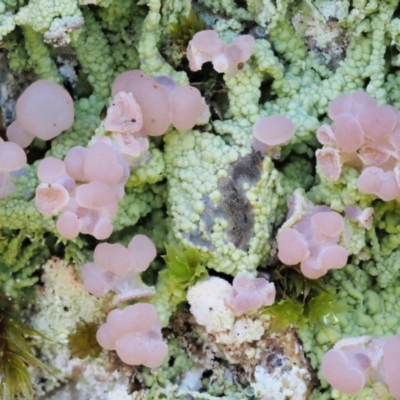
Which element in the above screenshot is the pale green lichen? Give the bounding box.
[164,129,281,275]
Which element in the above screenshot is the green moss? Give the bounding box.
[0,231,49,301]
[159,244,208,307]
[151,244,208,325]
[67,321,102,359]
[265,265,351,334]
[0,302,51,400]
[169,10,206,52]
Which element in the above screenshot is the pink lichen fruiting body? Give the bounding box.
[277,193,348,279]
[317,90,400,201]
[103,91,143,134]
[111,70,171,136]
[0,138,27,199]
[322,334,400,399]
[82,235,156,302]
[186,30,254,77]
[224,274,276,316]
[0,140,27,172]
[36,135,140,240]
[170,86,203,131]
[83,142,124,186]
[252,115,296,158]
[186,30,224,71]
[5,120,35,148]
[35,183,70,216]
[15,79,74,140]
[96,303,168,368]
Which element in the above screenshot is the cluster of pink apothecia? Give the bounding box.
[322,334,400,399]
[317,91,400,201]
[277,192,348,280]
[82,235,168,369]
[32,70,208,240]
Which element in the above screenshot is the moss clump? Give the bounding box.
[67,321,102,360]
[169,10,206,52]
[264,264,351,333]
[0,302,50,400]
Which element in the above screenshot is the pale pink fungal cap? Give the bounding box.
[187,31,253,77]
[66,212,110,240]
[394,163,400,189]
[35,183,70,216]
[318,91,400,205]
[187,30,224,71]
[6,120,34,148]
[300,229,347,279]
[113,132,149,160]
[328,93,352,120]
[37,157,67,184]
[357,105,397,142]
[64,146,87,181]
[65,206,115,240]
[104,91,143,134]
[322,334,400,398]
[96,303,168,368]
[230,35,255,63]
[316,148,342,180]
[191,30,224,54]
[83,142,123,185]
[376,171,400,201]
[358,167,400,201]
[0,172,17,200]
[389,120,400,150]
[82,235,156,299]
[277,228,310,265]
[332,114,364,152]
[128,234,157,272]
[112,70,150,98]
[212,53,230,74]
[96,309,122,350]
[278,195,348,279]
[16,79,74,140]
[316,124,336,146]
[344,206,374,229]
[0,141,27,172]
[115,336,167,368]
[56,211,82,239]
[321,348,368,394]
[358,144,390,166]
[253,115,295,148]
[222,35,255,77]
[383,334,400,399]
[311,211,344,238]
[252,138,271,154]
[111,70,171,136]
[154,76,178,94]
[318,245,348,271]
[75,181,118,217]
[81,262,112,297]
[92,217,114,240]
[94,243,132,276]
[170,86,203,131]
[328,91,377,120]
[225,274,276,316]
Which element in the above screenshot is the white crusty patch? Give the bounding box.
[187,277,234,333]
[252,364,309,400]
